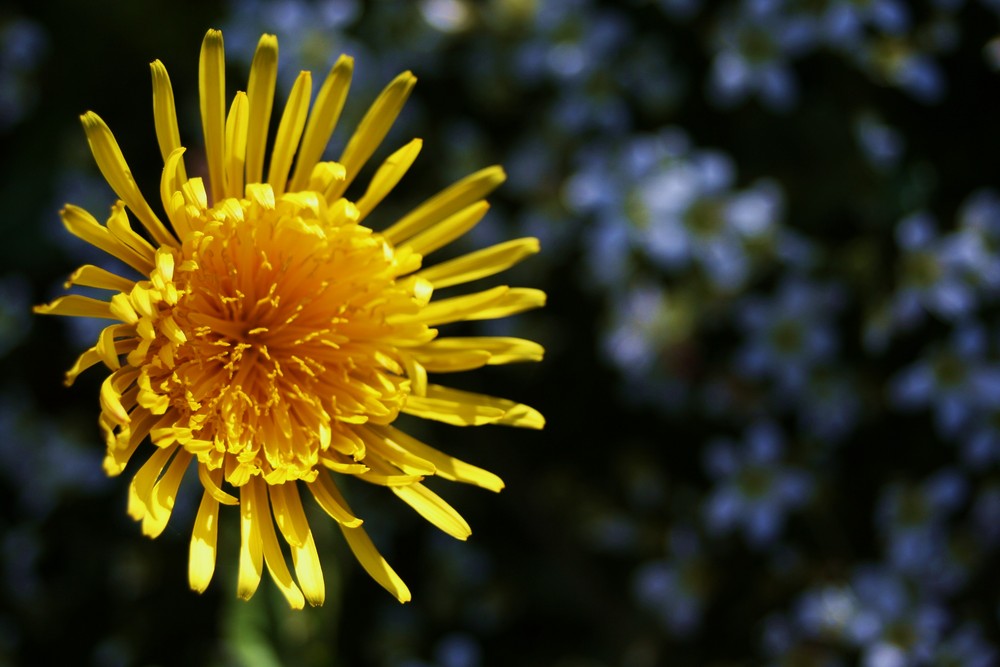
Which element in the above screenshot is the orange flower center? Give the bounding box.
[126,186,430,486]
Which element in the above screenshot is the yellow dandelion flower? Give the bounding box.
[35,28,544,609]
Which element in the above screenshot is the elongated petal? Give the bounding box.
[142,449,193,537]
[358,425,436,476]
[461,288,547,322]
[290,530,325,607]
[224,92,249,199]
[404,383,544,428]
[80,112,176,247]
[269,482,310,548]
[127,444,177,521]
[189,490,220,593]
[106,201,157,259]
[199,29,227,203]
[267,70,312,196]
[289,54,354,192]
[65,265,135,292]
[370,424,504,491]
[392,482,471,540]
[308,472,363,527]
[245,34,278,186]
[382,166,505,244]
[150,59,187,182]
[251,479,305,609]
[104,408,160,475]
[60,205,154,274]
[402,201,489,257]
[198,465,239,505]
[355,138,422,220]
[411,336,544,371]
[327,71,416,200]
[390,286,545,328]
[35,295,114,319]
[339,524,411,602]
[271,483,325,606]
[237,482,264,601]
[160,148,195,241]
[415,237,540,288]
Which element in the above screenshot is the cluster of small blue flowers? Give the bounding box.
[678,0,990,108]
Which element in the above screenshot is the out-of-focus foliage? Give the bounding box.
[5,0,1000,665]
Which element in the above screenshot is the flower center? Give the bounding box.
[128,186,429,486]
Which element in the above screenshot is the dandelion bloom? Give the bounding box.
[35,29,544,608]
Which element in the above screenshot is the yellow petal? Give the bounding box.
[199,29,227,204]
[79,112,176,247]
[59,205,153,274]
[392,482,471,540]
[104,408,160,476]
[251,479,304,609]
[357,426,436,476]
[308,471,363,527]
[402,201,489,257]
[106,201,157,260]
[327,71,416,200]
[267,70,312,196]
[237,481,264,601]
[150,59,187,182]
[289,54,354,192]
[198,464,239,506]
[189,489,220,593]
[404,383,544,429]
[372,425,504,491]
[307,161,347,193]
[95,322,131,370]
[160,147,193,241]
[339,524,411,603]
[65,264,135,292]
[269,482,310,548]
[127,444,176,521]
[245,34,278,186]
[462,288,547,322]
[496,401,546,429]
[142,449,193,537]
[271,483,325,606]
[64,348,102,387]
[415,237,541,288]
[35,294,114,319]
[382,166,505,244]
[412,336,544,369]
[388,285,508,327]
[290,530,325,607]
[355,138,422,220]
[224,91,249,199]
[403,392,505,427]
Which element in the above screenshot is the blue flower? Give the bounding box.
[818,0,910,48]
[932,623,998,667]
[735,277,843,396]
[790,565,950,664]
[707,2,818,111]
[632,528,709,636]
[703,421,812,547]
[874,470,970,594]
[890,212,977,329]
[951,189,1000,292]
[889,323,1000,438]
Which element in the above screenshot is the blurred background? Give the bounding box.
[4,0,1000,665]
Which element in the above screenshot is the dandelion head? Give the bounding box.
[35,29,545,609]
